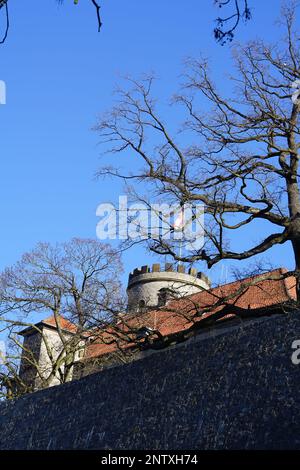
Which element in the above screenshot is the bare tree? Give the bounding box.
[95,3,300,300]
[0,238,125,398]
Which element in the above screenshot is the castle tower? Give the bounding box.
[127,263,211,312]
[18,316,79,391]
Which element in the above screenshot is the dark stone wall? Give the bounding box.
[1,312,300,450]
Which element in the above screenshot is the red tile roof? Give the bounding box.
[84,268,296,359]
[19,314,78,336]
[41,315,78,334]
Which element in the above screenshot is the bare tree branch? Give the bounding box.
[0,1,9,45]
[214,0,252,44]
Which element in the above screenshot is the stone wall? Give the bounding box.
[1,312,300,450]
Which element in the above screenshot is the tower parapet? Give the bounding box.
[127,263,211,313]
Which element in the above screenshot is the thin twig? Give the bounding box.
[90,0,102,32]
[0,2,9,45]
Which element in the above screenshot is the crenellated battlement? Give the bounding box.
[128,263,211,287]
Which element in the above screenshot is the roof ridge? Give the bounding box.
[169,267,286,307]
[194,266,287,294]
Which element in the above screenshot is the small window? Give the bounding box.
[138,299,146,312]
[78,349,85,358]
[158,288,177,306]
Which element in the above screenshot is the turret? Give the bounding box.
[127,263,211,312]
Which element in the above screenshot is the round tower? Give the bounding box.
[127,263,211,313]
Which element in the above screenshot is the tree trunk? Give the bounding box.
[292,238,300,302]
[286,169,300,302]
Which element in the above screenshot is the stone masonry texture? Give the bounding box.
[1,312,300,450]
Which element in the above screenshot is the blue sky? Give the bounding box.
[0,0,296,292]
